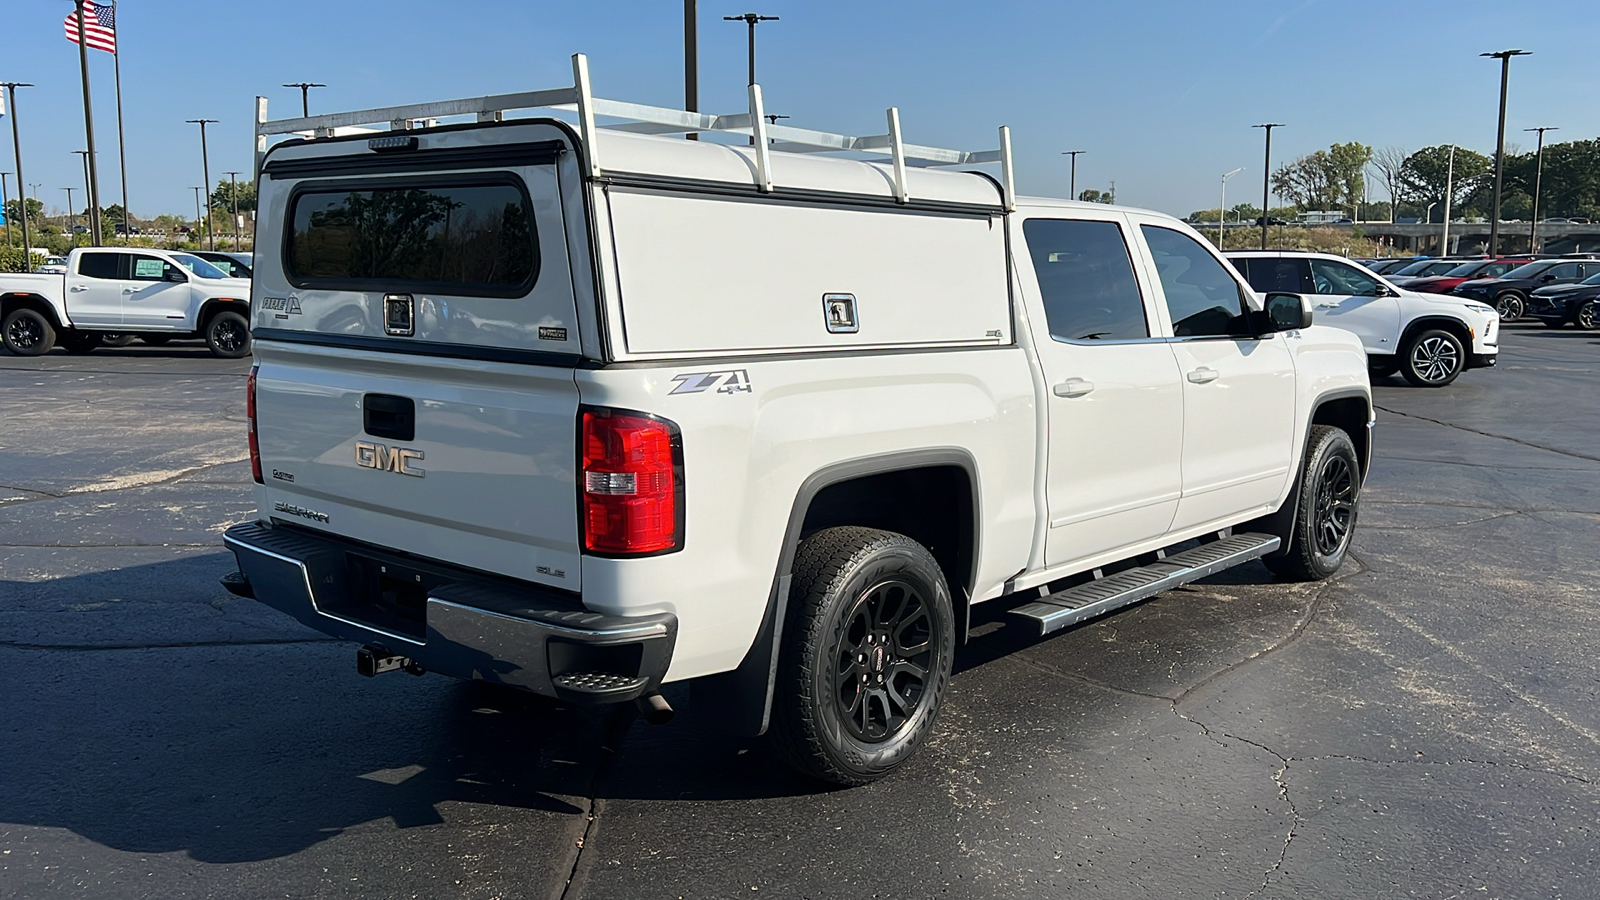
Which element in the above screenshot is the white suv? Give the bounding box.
[1226,251,1499,387]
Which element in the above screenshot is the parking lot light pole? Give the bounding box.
[3,83,35,265]
[724,12,778,145]
[1220,167,1244,246]
[684,1,698,140]
[1253,123,1283,250]
[1525,126,1557,253]
[1062,150,1084,200]
[225,171,242,247]
[282,83,326,118]
[1482,49,1530,257]
[1441,145,1456,255]
[73,151,91,238]
[191,187,203,238]
[1,172,11,247]
[62,187,75,242]
[186,119,218,250]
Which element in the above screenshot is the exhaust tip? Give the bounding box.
[635,692,673,725]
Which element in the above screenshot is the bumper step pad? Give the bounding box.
[1010,532,1280,635]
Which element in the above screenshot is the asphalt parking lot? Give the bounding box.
[3,327,1600,899]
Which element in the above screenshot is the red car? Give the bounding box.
[1405,258,1533,294]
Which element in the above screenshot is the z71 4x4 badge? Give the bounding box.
[669,369,752,395]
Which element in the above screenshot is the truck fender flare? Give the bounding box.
[1,293,68,330]
[1256,387,1371,558]
[693,448,980,737]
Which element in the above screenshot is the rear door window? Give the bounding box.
[1022,218,1150,342]
[286,177,538,296]
[1309,258,1381,296]
[76,252,121,280]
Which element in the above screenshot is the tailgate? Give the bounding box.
[254,345,581,590]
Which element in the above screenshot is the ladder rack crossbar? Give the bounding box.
[253,53,1014,209]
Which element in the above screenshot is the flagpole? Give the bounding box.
[73,0,105,245]
[112,2,128,243]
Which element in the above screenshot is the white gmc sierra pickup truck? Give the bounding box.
[0,246,253,358]
[223,57,1373,784]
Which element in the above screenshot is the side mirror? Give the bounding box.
[164,270,187,283]
[1261,292,1314,332]
[1370,283,1395,297]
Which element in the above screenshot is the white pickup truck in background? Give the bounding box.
[0,246,253,358]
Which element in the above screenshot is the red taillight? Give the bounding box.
[580,409,682,555]
[247,365,263,484]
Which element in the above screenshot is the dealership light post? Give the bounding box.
[225,170,242,247]
[191,187,203,237]
[71,0,104,245]
[282,83,326,118]
[1219,167,1244,246]
[1061,150,1084,200]
[62,186,76,240]
[186,118,218,250]
[1481,49,1530,257]
[725,12,778,145]
[684,1,698,139]
[0,172,10,247]
[1441,145,1456,256]
[1525,126,1557,252]
[4,83,34,264]
[1253,123,1283,250]
[73,151,91,237]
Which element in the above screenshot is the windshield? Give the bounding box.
[1500,261,1554,280]
[1582,272,1600,285]
[169,253,230,279]
[1444,262,1486,276]
[1395,260,1440,275]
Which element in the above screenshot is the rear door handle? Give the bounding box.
[1187,367,1220,384]
[1053,378,1095,398]
[1315,302,1338,309]
[69,285,88,292]
[122,288,136,294]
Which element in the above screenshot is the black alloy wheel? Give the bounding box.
[1578,301,1597,331]
[1494,292,1525,321]
[205,310,251,359]
[1401,329,1464,387]
[2,308,56,357]
[1312,453,1356,558]
[1263,425,1361,581]
[832,579,937,744]
[772,526,955,785]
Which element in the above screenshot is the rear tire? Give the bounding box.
[2,308,56,356]
[204,310,251,359]
[1494,291,1525,321]
[1264,425,1360,582]
[101,333,136,347]
[770,527,955,786]
[58,331,103,354]
[1368,361,1400,379]
[1400,328,1464,387]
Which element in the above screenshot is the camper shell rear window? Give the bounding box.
[284,173,539,298]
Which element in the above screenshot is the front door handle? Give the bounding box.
[122,288,135,294]
[70,285,89,292]
[1315,301,1338,309]
[1187,367,1220,384]
[1053,378,1095,398]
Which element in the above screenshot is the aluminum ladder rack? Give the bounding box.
[254,53,1015,210]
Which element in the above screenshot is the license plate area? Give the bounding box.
[318,553,452,641]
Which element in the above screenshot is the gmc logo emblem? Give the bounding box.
[354,441,425,477]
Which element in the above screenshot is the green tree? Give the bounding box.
[3,197,44,226]
[210,178,256,213]
[1077,189,1114,204]
[1272,142,1372,214]
[1400,145,1490,220]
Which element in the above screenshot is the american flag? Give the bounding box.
[64,1,117,54]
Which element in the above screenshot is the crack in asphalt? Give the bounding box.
[560,707,636,900]
[1379,454,1600,472]
[1,637,338,651]
[1361,510,1525,531]
[1375,405,1600,464]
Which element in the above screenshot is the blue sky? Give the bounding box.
[3,0,1596,221]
